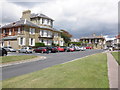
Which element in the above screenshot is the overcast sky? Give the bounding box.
[0,0,119,38]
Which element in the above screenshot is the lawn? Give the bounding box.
[0,55,37,63]
[111,52,120,65]
[2,53,109,88]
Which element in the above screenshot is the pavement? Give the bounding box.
[1,49,104,80]
[118,65,120,90]
[107,52,118,89]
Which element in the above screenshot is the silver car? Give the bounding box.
[18,47,33,53]
[4,46,16,52]
[79,47,86,51]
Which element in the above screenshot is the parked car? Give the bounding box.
[18,47,33,53]
[79,47,86,51]
[61,46,67,51]
[70,46,80,51]
[56,46,65,52]
[4,46,16,52]
[109,47,113,51]
[113,46,120,50]
[47,47,58,53]
[66,47,74,52]
[86,46,92,49]
[34,47,47,53]
[0,48,7,56]
[103,46,108,50]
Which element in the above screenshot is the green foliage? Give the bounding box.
[60,29,72,44]
[112,52,120,65]
[69,41,82,46]
[1,55,37,63]
[35,43,45,47]
[52,42,59,46]
[56,44,60,46]
[61,33,71,43]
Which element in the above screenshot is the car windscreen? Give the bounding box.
[29,48,32,49]
[4,47,7,48]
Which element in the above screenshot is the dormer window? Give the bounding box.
[18,27,21,33]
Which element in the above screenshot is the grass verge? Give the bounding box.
[111,52,120,65]
[3,53,109,88]
[0,55,37,63]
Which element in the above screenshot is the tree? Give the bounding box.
[60,29,72,44]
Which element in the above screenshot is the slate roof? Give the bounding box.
[2,36,17,40]
[2,19,59,32]
[2,19,39,28]
[30,13,54,20]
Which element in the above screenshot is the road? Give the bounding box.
[2,49,105,80]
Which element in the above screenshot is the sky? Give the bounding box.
[0,0,119,38]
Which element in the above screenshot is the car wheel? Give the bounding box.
[5,53,7,56]
[3,53,7,56]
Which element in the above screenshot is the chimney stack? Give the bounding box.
[21,10,31,21]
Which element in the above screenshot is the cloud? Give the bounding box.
[1,2,24,25]
[0,0,119,38]
[11,2,44,8]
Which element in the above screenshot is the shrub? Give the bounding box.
[35,43,45,47]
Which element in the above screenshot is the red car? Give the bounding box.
[86,46,92,49]
[34,47,47,53]
[68,48,74,52]
[56,46,65,52]
[67,47,74,52]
